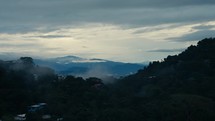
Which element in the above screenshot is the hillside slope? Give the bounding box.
[113,38,215,121]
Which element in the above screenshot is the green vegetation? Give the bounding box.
[0,38,215,121]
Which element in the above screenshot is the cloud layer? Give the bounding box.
[1,0,215,33]
[0,0,215,62]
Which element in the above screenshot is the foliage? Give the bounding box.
[0,38,215,121]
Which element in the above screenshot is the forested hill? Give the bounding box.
[0,38,215,121]
[117,38,215,94]
[113,38,215,120]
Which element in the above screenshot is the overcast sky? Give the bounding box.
[0,0,215,62]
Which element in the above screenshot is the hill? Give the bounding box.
[0,38,215,121]
[113,38,215,121]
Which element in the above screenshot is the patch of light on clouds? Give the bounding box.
[1,21,215,62]
[133,23,198,41]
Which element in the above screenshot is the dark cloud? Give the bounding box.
[169,30,215,42]
[192,25,215,30]
[2,0,215,10]
[0,43,39,48]
[0,42,62,51]
[0,0,215,33]
[0,25,37,34]
[97,0,215,8]
[147,48,186,53]
[133,24,183,34]
[30,35,71,39]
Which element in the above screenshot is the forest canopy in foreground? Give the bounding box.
[0,38,215,121]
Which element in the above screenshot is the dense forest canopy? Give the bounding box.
[0,38,215,121]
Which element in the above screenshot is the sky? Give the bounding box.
[0,0,215,62]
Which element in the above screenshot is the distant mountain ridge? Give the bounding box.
[34,56,145,78]
[0,54,145,78]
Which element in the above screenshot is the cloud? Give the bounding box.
[0,0,215,62]
[30,35,71,39]
[147,48,186,53]
[192,25,215,30]
[96,0,215,9]
[1,0,215,34]
[169,29,215,42]
[0,21,207,62]
[0,43,38,48]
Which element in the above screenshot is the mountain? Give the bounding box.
[34,56,145,78]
